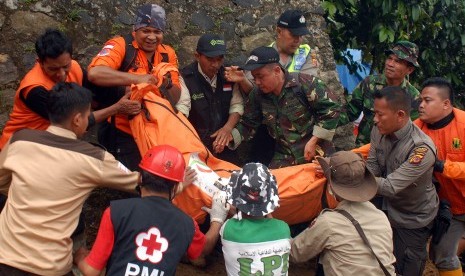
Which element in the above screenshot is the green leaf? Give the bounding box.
[412,5,420,21]
[379,27,388,42]
[461,34,465,46]
[346,0,355,6]
[322,1,337,17]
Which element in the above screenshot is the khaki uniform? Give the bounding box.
[0,126,139,275]
[367,120,438,228]
[367,120,439,275]
[290,200,396,275]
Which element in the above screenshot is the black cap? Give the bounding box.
[242,46,280,71]
[196,34,226,57]
[277,9,310,36]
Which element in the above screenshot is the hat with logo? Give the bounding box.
[196,34,226,57]
[277,9,310,36]
[316,151,377,202]
[226,163,280,217]
[385,40,420,67]
[242,46,280,71]
[134,4,166,32]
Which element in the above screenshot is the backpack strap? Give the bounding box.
[333,209,393,276]
[289,72,311,110]
[120,34,138,72]
[161,52,169,63]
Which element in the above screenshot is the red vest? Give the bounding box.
[0,60,83,149]
[415,108,465,215]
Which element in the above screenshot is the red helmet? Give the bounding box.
[139,145,186,182]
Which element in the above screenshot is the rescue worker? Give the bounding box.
[367,86,439,276]
[291,151,396,275]
[221,162,291,275]
[88,3,183,171]
[0,28,140,150]
[0,82,140,275]
[181,34,251,164]
[271,9,318,75]
[0,28,140,214]
[74,145,230,275]
[344,41,421,146]
[227,46,341,168]
[242,9,318,165]
[415,77,465,276]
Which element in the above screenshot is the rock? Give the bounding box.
[10,11,59,36]
[0,88,15,131]
[220,22,236,40]
[333,123,356,151]
[190,10,214,30]
[0,54,18,86]
[22,53,36,72]
[31,2,52,14]
[319,70,344,96]
[241,32,273,52]
[179,35,200,60]
[197,0,229,7]
[232,0,261,7]
[257,14,276,28]
[117,10,132,25]
[168,11,185,35]
[4,0,18,10]
[166,0,186,4]
[0,13,5,29]
[77,10,94,25]
[237,13,254,24]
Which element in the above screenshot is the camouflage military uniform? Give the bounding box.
[346,74,420,147]
[232,72,341,168]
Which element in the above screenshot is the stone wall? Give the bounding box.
[0,0,353,148]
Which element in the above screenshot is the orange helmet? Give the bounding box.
[139,145,186,182]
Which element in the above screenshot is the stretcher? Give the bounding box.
[129,65,345,224]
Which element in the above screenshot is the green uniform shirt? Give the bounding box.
[221,218,291,276]
[345,74,420,147]
[234,72,341,168]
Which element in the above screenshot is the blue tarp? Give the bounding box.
[336,49,371,94]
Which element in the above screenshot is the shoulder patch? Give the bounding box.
[408,146,428,165]
[452,137,462,149]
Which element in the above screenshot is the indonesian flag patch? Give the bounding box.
[223,83,232,92]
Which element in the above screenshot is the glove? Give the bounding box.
[432,200,452,245]
[201,191,230,224]
[434,159,445,173]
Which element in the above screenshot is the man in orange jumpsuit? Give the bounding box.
[88,3,182,171]
[415,77,465,276]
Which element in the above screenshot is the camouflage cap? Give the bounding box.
[226,163,280,217]
[134,4,166,32]
[385,40,419,67]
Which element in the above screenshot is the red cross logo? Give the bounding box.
[142,233,163,255]
[135,227,169,263]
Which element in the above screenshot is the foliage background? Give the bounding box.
[323,0,465,106]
